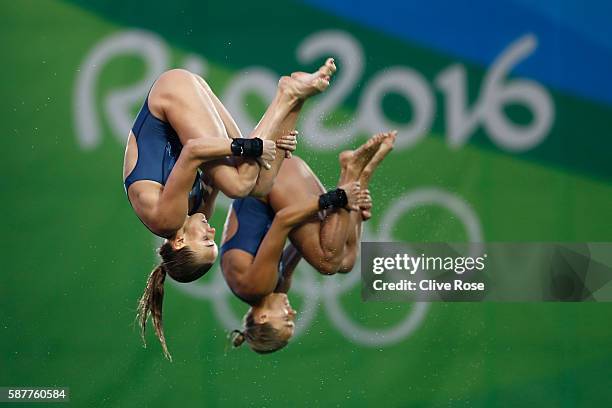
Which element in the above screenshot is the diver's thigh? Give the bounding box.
[268,157,325,212]
[288,220,324,257]
[194,74,242,139]
[150,69,228,146]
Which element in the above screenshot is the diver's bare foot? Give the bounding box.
[358,189,373,221]
[359,131,397,189]
[339,133,386,182]
[279,58,336,100]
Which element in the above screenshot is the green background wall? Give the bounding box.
[2,0,611,406]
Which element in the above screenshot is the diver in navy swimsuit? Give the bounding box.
[126,59,338,360]
[221,131,397,354]
[124,95,205,219]
[220,197,279,299]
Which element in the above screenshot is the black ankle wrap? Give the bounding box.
[231,137,263,158]
[318,188,348,210]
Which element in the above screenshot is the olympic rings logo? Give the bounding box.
[165,188,483,347]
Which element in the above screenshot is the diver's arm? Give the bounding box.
[148,152,203,235]
[195,185,219,220]
[227,197,321,301]
[274,244,302,293]
[187,137,273,164]
[149,138,235,235]
[147,139,235,235]
[185,137,233,162]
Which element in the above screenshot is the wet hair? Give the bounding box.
[230,311,289,354]
[136,241,213,361]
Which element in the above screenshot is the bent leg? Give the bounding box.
[268,158,357,275]
[151,69,260,198]
[338,131,396,272]
[268,133,385,274]
[188,69,311,197]
[197,73,303,197]
[153,63,335,198]
[335,211,363,273]
[249,58,337,196]
[248,105,302,197]
[193,74,242,139]
[151,69,228,144]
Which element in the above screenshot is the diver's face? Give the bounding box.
[182,213,218,264]
[260,293,296,340]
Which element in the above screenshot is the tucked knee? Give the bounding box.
[316,260,340,275]
[223,178,256,199]
[306,246,345,275]
[337,258,356,274]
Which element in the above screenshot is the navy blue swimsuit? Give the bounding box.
[220,197,275,257]
[220,197,286,302]
[124,96,203,216]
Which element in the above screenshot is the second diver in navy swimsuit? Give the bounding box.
[221,131,397,354]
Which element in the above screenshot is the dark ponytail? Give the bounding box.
[136,242,214,361]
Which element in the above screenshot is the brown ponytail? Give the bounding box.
[136,241,214,361]
[136,264,171,361]
[230,329,246,348]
